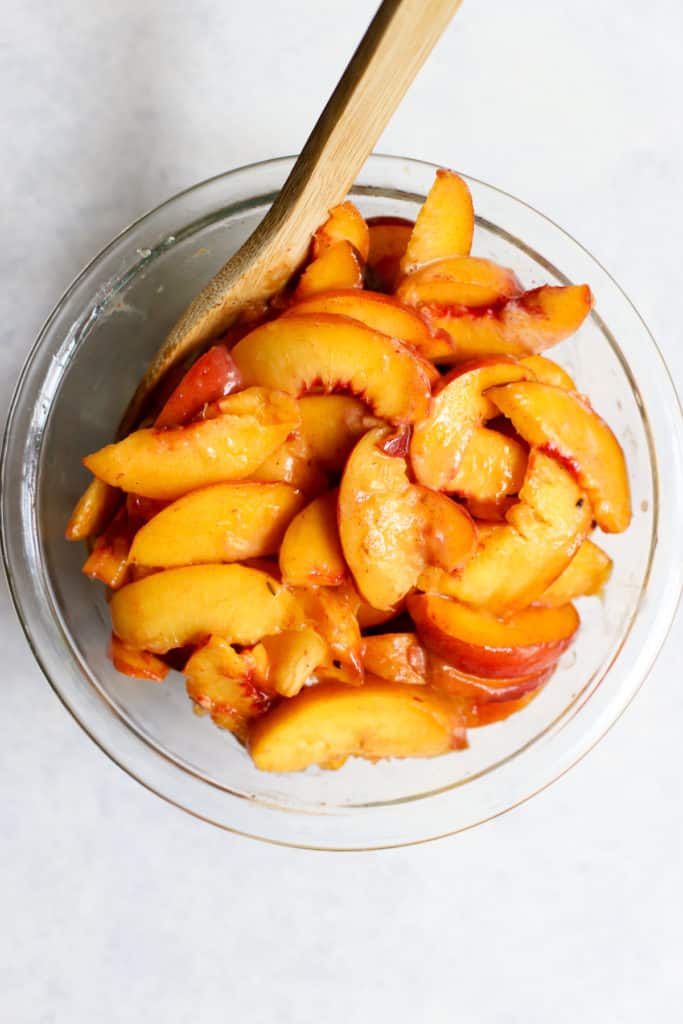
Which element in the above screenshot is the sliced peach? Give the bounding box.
[422,450,592,615]
[400,170,474,275]
[84,388,300,500]
[260,628,328,698]
[248,678,466,772]
[298,395,381,471]
[284,289,445,362]
[536,539,612,607]
[363,634,427,687]
[519,355,575,390]
[340,581,402,630]
[339,427,423,610]
[110,564,297,653]
[109,633,170,682]
[128,483,304,568]
[408,594,579,678]
[66,477,122,542]
[231,314,431,425]
[246,436,330,497]
[459,687,543,728]
[464,496,518,522]
[82,508,137,589]
[486,381,631,532]
[154,344,242,428]
[450,427,527,502]
[428,654,554,703]
[293,240,363,300]
[420,284,593,363]
[293,586,363,684]
[312,201,370,261]
[410,357,532,491]
[397,257,521,309]
[185,637,272,738]
[279,490,346,587]
[417,489,478,573]
[366,216,413,291]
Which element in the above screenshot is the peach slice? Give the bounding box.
[231,314,431,425]
[519,355,575,390]
[366,216,413,291]
[428,655,553,704]
[293,240,363,300]
[312,201,370,262]
[293,586,363,685]
[339,427,423,610]
[417,489,478,573]
[397,257,521,309]
[421,450,592,615]
[128,482,304,568]
[420,284,593,363]
[408,593,579,678]
[284,289,443,362]
[185,637,272,738]
[400,170,474,275]
[260,628,328,698]
[339,581,402,630]
[66,477,122,542]
[154,344,242,428]
[248,678,467,772]
[298,395,381,472]
[279,490,346,587]
[536,538,612,607]
[486,381,631,533]
[82,508,137,590]
[363,634,427,687]
[110,564,297,653]
[109,634,170,682]
[450,427,527,502]
[459,687,543,728]
[246,436,330,497]
[84,388,300,500]
[410,357,532,491]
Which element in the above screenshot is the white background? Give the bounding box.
[2,2,682,1020]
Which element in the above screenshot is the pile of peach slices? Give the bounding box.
[66,169,631,773]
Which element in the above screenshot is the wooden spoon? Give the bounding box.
[119,0,462,436]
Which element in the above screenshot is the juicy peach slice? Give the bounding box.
[408,594,579,678]
[417,489,478,573]
[66,477,122,542]
[420,284,593,363]
[109,634,170,682]
[363,634,428,687]
[260,628,328,698]
[284,289,442,362]
[293,586,363,684]
[84,388,300,500]
[294,240,363,300]
[298,395,381,471]
[519,355,575,390]
[366,216,413,291]
[450,427,527,502]
[400,170,474,274]
[110,564,297,653]
[231,314,431,424]
[154,344,242,428]
[248,678,466,772]
[185,637,272,737]
[397,257,521,309]
[459,687,543,728]
[421,450,592,615]
[312,201,370,261]
[339,427,423,610]
[279,490,347,587]
[536,538,612,607]
[339,581,402,630]
[428,655,553,703]
[82,508,137,589]
[486,381,631,533]
[410,358,532,491]
[246,436,330,497]
[128,483,304,568]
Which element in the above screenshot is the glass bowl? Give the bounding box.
[3,155,682,850]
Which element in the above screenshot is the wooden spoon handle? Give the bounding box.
[119,0,462,435]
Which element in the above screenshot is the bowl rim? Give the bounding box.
[3,152,683,849]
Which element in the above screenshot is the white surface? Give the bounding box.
[2,1,682,1020]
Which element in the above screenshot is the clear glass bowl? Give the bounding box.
[3,155,682,850]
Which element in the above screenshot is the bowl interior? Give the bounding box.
[4,156,678,848]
